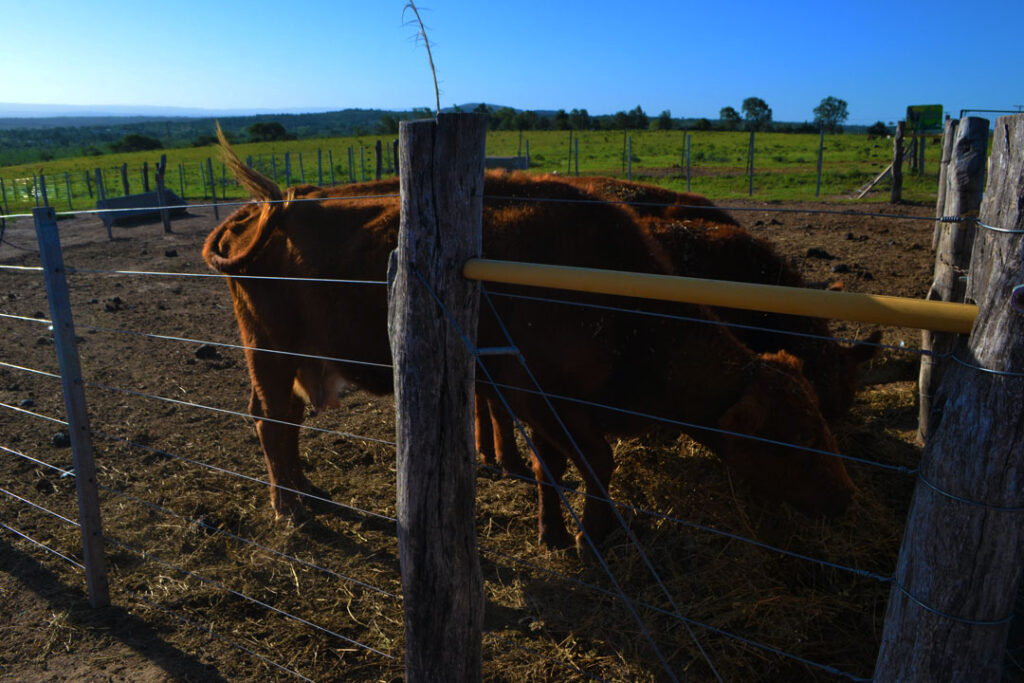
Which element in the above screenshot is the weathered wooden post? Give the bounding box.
[815,127,824,197]
[142,161,150,193]
[64,172,72,210]
[392,139,399,177]
[0,178,7,213]
[891,121,905,203]
[94,169,106,202]
[33,207,110,608]
[933,117,959,250]
[918,117,988,441]
[298,152,305,183]
[874,114,1024,682]
[206,158,219,220]
[328,150,336,186]
[360,145,366,181]
[155,154,171,234]
[387,113,485,682]
[120,163,129,196]
[375,139,383,180]
[38,174,49,207]
[748,129,756,196]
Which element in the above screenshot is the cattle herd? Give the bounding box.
[202,135,878,551]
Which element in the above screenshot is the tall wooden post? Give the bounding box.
[933,118,959,250]
[918,117,988,441]
[206,158,219,220]
[33,207,110,608]
[875,114,1024,682]
[815,127,824,197]
[891,121,905,203]
[155,154,171,234]
[375,139,383,180]
[387,113,485,682]
[142,161,150,193]
[748,129,756,196]
[120,163,129,196]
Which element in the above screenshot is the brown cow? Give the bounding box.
[477,177,879,479]
[204,144,854,547]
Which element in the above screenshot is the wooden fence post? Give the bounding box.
[348,147,355,183]
[120,163,129,196]
[64,172,72,210]
[33,207,110,608]
[155,154,171,234]
[142,161,150,193]
[392,139,399,177]
[934,118,959,250]
[328,150,335,186]
[891,121,905,203]
[748,129,756,196]
[94,169,106,202]
[284,152,292,187]
[387,113,485,682]
[816,127,824,197]
[874,114,1024,682]
[375,140,383,180]
[317,149,323,186]
[298,152,305,183]
[918,117,988,440]
[206,158,219,220]
[0,178,7,214]
[627,135,633,180]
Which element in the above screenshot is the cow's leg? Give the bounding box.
[533,412,617,548]
[247,360,314,523]
[486,395,530,478]
[530,435,574,549]
[474,394,496,466]
[565,427,617,548]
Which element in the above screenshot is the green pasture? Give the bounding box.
[0,130,942,215]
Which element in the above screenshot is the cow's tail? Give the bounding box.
[202,124,287,274]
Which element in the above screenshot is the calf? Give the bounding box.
[204,145,854,547]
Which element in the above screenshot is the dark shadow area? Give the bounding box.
[1,536,228,682]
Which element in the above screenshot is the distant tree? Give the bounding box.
[192,134,218,147]
[515,110,540,130]
[627,105,648,130]
[655,110,674,130]
[110,134,163,152]
[568,108,591,130]
[867,121,890,138]
[492,107,518,130]
[719,106,741,130]
[692,118,713,131]
[247,122,290,142]
[813,96,849,133]
[473,103,491,115]
[376,114,401,135]
[741,97,772,131]
[81,145,104,156]
[411,107,434,119]
[553,109,571,130]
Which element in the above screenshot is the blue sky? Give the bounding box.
[2,0,1022,125]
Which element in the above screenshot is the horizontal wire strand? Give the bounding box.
[0,520,84,569]
[131,591,316,682]
[0,486,79,527]
[103,485,397,599]
[90,430,397,526]
[105,536,396,660]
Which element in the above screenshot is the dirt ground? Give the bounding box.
[0,187,982,681]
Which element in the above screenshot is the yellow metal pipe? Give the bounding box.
[463,259,978,334]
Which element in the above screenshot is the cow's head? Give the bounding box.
[715,350,856,517]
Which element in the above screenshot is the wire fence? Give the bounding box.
[0,160,1019,680]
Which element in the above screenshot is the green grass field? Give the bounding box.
[0,129,943,215]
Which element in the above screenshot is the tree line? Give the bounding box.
[0,98,890,167]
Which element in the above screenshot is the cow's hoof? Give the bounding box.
[274,501,311,526]
[539,525,574,550]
